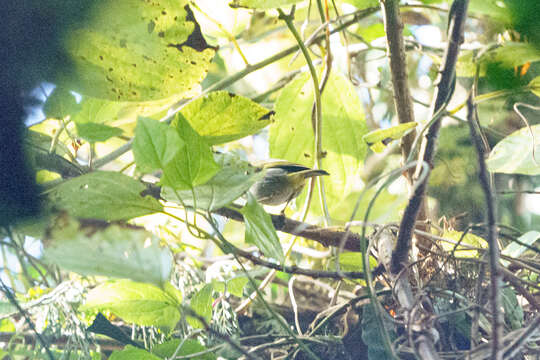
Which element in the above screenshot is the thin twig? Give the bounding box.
[466,95,503,360]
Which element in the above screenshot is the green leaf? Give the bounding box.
[164,114,221,189]
[161,163,264,211]
[502,231,540,265]
[270,72,368,218]
[440,230,488,258]
[180,91,273,145]
[43,87,81,119]
[337,253,378,272]
[43,217,172,286]
[82,280,181,330]
[361,302,396,359]
[75,122,123,142]
[48,171,163,220]
[187,283,214,328]
[529,76,540,98]
[60,1,215,101]
[240,193,284,263]
[486,125,540,175]
[110,346,162,360]
[501,287,523,330]
[229,0,301,9]
[480,42,540,69]
[227,276,249,297]
[362,122,418,153]
[152,339,216,360]
[133,117,184,173]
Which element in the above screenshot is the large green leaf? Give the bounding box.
[180,91,273,145]
[486,125,540,175]
[240,193,284,263]
[133,117,184,173]
[75,122,123,142]
[187,283,214,328]
[110,347,161,360]
[229,0,301,9]
[153,339,216,360]
[270,72,368,217]
[161,162,264,210]
[82,280,182,330]
[48,171,163,220]
[44,217,172,286]
[163,114,221,189]
[60,1,215,101]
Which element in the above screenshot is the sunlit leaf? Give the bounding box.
[337,252,378,272]
[44,216,172,286]
[529,76,540,98]
[163,114,221,189]
[153,339,216,360]
[76,122,123,142]
[362,122,417,153]
[133,117,184,173]
[60,1,215,101]
[240,193,284,262]
[180,91,273,145]
[486,125,540,175]
[48,171,163,220]
[270,72,368,218]
[110,346,161,360]
[83,280,181,330]
[229,0,301,9]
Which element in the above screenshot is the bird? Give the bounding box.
[249,160,329,210]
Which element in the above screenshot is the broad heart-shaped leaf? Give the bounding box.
[187,283,214,329]
[153,339,216,360]
[161,163,264,211]
[362,122,418,153]
[43,87,81,119]
[270,72,368,219]
[59,1,215,101]
[75,122,123,142]
[82,280,182,330]
[486,125,540,175]
[133,117,184,173]
[240,193,284,263]
[229,0,301,9]
[164,113,221,189]
[180,91,273,145]
[110,346,161,360]
[43,216,172,286]
[48,171,162,220]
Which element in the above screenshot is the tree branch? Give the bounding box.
[391,0,469,274]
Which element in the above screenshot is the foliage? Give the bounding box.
[2,0,540,359]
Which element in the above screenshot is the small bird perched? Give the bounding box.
[249,160,329,209]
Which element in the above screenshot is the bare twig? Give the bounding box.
[467,95,503,360]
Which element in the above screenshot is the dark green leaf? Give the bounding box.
[48,171,163,220]
[43,87,81,119]
[110,346,161,360]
